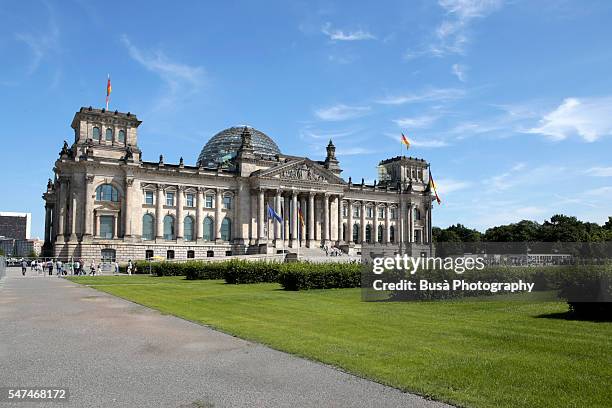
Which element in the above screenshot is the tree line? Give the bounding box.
[433,215,612,242]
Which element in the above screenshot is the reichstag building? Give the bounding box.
[42,107,435,262]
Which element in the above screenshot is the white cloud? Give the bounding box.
[525,97,612,142]
[335,146,375,156]
[393,115,438,129]
[435,178,472,194]
[585,186,612,197]
[15,2,60,75]
[375,88,465,105]
[585,167,612,177]
[120,35,206,111]
[299,128,356,141]
[451,63,467,81]
[314,104,370,121]
[321,23,376,41]
[406,0,502,58]
[382,133,449,148]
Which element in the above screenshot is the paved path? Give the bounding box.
[0,268,450,408]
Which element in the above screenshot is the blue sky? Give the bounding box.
[1,0,612,239]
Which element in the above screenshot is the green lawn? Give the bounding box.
[69,275,612,408]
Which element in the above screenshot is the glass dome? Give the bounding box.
[196,126,281,168]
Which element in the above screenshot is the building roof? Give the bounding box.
[196,126,281,168]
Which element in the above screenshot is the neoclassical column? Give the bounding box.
[337,197,343,243]
[408,203,414,244]
[176,186,184,240]
[215,188,223,241]
[274,190,282,242]
[155,185,164,239]
[113,214,118,239]
[69,179,78,242]
[323,194,330,243]
[123,177,134,238]
[291,191,298,247]
[347,200,353,244]
[196,188,204,240]
[384,205,390,244]
[44,205,51,245]
[283,194,290,245]
[307,192,315,247]
[56,178,68,241]
[257,189,265,242]
[372,203,378,244]
[360,201,366,244]
[83,175,94,239]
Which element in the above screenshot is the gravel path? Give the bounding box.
[0,268,451,408]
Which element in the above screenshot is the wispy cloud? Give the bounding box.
[383,133,449,148]
[14,1,60,75]
[436,178,472,194]
[585,167,612,177]
[120,35,206,111]
[314,104,370,121]
[525,96,612,142]
[299,127,357,141]
[405,0,502,58]
[375,88,465,105]
[451,63,467,81]
[393,114,438,129]
[321,23,376,41]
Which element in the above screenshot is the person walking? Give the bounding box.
[48,261,54,276]
[56,259,63,277]
[90,261,96,276]
[127,260,133,276]
[21,259,27,276]
[74,260,80,276]
[113,261,119,275]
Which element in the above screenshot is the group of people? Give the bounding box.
[322,244,344,257]
[20,259,136,277]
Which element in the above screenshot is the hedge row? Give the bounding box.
[277,262,362,290]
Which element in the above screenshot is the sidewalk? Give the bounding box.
[0,267,450,407]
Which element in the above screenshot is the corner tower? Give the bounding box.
[69,107,142,162]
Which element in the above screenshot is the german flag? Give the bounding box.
[401,133,410,150]
[429,170,441,205]
[105,74,112,110]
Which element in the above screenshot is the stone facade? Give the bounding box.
[42,107,435,262]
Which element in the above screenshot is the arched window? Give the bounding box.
[142,214,154,241]
[221,217,231,241]
[92,127,100,140]
[184,216,194,241]
[390,226,395,243]
[377,225,383,242]
[163,215,175,240]
[353,223,359,243]
[118,130,126,143]
[96,184,119,202]
[203,216,214,241]
[414,207,421,221]
[365,224,372,243]
[105,128,113,141]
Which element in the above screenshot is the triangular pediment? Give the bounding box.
[254,158,345,185]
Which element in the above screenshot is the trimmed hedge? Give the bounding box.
[557,264,612,319]
[278,262,362,290]
[223,260,283,284]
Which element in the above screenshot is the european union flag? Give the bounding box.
[267,204,283,223]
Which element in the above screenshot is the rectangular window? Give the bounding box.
[353,207,360,218]
[205,194,214,208]
[166,192,175,206]
[99,215,114,239]
[186,193,194,207]
[207,250,214,258]
[223,196,232,210]
[187,250,195,259]
[366,207,373,218]
[145,191,154,205]
[390,208,397,219]
[145,250,154,260]
[166,250,175,259]
[378,208,385,219]
[342,205,348,217]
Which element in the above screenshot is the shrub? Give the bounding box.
[223,260,283,284]
[278,262,362,290]
[558,264,612,319]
